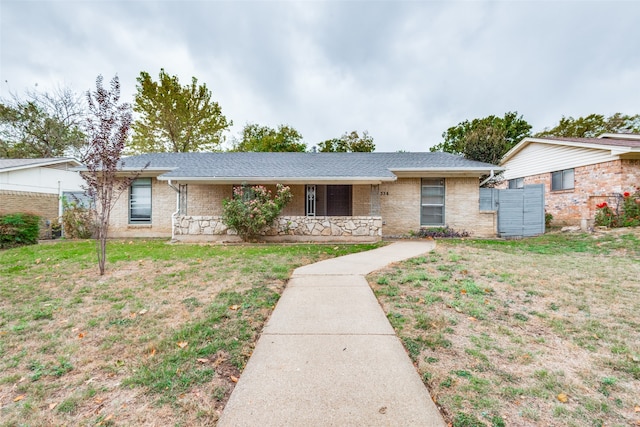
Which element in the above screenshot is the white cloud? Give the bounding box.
[1,0,639,152]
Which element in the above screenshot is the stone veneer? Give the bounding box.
[173,215,383,242]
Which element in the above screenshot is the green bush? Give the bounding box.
[221,184,292,241]
[619,190,640,227]
[594,189,640,228]
[0,212,41,248]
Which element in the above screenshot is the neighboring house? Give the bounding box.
[102,152,504,242]
[500,133,640,228]
[0,158,86,234]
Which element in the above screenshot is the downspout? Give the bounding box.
[58,180,63,219]
[58,180,63,238]
[479,169,495,187]
[168,180,180,241]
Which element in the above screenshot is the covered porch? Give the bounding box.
[168,182,385,242]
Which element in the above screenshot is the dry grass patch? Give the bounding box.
[370,231,640,427]
[0,239,380,426]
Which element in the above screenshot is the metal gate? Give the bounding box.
[480,184,545,238]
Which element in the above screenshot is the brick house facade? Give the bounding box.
[108,178,495,241]
[103,152,502,242]
[500,134,640,228]
[0,158,85,236]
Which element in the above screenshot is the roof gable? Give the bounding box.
[0,158,81,173]
[502,134,640,164]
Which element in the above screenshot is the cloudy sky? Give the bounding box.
[1,0,639,152]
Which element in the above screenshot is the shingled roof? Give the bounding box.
[0,158,80,172]
[115,152,502,184]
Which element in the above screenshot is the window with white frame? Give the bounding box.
[421,178,445,226]
[551,169,574,191]
[129,178,152,223]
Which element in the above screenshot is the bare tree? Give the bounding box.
[80,75,145,275]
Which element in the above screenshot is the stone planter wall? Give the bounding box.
[173,215,383,240]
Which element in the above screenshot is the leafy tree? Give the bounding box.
[80,75,146,275]
[317,130,375,152]
[131,69,231,153]
[232,123,306,152]
[431,111,531,160]
[535,113,640,138]
[0,87,86,158]
[463,126,511,166]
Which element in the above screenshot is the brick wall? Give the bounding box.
[0,190,60,238]
[379,178,496,237]
[379,178,420,235]
[0,190,58,221]
[445,178,496,236]
[187,184,232,216]
[519,159,640,225]
[281,185,305,216]
[621,159,640,191]
[109,178,174,238]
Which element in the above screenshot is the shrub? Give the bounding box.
[415,226,470,239]
[61,197,95,239]
[545,212,553,227]
[594,202,617,228]
[221,184,293,241]
[619,190,640,227]
[0,212,40,248]
[594,190,640,228]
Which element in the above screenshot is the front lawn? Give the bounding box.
[0,240,380,426]
[370,231,640,427]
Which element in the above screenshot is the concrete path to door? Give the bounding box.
[217,241,446,427]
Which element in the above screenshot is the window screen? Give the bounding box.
[508,178,524,189]
[130,178,152,223]
[421,178,445,226]
[551,169,574,191]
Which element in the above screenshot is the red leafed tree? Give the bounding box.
[80,75,145,275]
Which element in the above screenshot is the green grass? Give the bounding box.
[451,232,640,256]
[0,239,381,426]
[369,231,640,427]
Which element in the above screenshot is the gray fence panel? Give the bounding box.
[484,184,545,238]
[522,184,545,237]
[479,188,498,211]
[497,189,524,237]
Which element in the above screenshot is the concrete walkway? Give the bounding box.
[218,241,446,427]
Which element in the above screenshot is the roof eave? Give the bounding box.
[390,167,504,178]
[156,176,397,185]
[72,167,176,174]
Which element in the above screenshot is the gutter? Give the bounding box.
[167,180,180,241]
[479,169,495,187]
[155,176,396,184]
